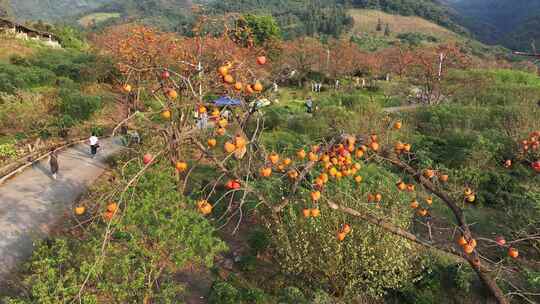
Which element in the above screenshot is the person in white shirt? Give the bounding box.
[89,133,99,158]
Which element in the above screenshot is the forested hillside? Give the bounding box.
[448,0,540,50]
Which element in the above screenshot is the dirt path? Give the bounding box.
[0,137,124,282]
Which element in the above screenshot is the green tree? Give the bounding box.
[235,14,281,46]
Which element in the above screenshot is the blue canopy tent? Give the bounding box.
[213,96,242,107]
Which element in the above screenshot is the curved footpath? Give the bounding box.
[0,137,124,283]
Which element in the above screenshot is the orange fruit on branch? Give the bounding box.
[74,206,86,216]
[457,236,468,246]
[198,200,213,215]
[423,169,435,179]
[253,81,263,92]
[269,152,280,165]
[161,110,171,120]
[337,232,347,241]
[463,244,474,254]
[260,167,272,177]
[508,247,519,258]
[256,56,267,65]
[310,191,321,202]
[234,135,247,149]
[234,82,243,91]
[167,89,178,99]
[302,208,311,218]
[122,84,132,93]
[342,224,351,234]
[288,170,299,180]
[103,210,115,221]
[224,74,235,84]
[297,149,306,159]
[283,158,292,166]
[393,121,402,130]
[410,199,419,209]
[308,152,318,162]
[175,161,188,172]
[439,174,449,182]
[207,138,217,148]
[311,208,321,217]
[107,202,118,213]
[224,141,236,153]
[218,66,229,77]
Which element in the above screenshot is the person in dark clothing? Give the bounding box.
[49,148,59,180]
[305,96,314,113]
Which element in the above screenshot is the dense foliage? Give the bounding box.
[448,0,540,49]
[208,0,353,39]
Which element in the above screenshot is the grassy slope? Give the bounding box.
[348,9,460,41]
[0,37,37,62]
[78,12,120,27]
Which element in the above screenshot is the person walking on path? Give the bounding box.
[49,148,59,180]
[89,133,100,158]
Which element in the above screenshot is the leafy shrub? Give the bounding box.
[57,89,102,121]
[209,281,240,304]
[240,287,268,303]
[238,255,258,272]
[312,289,334,304]
[0,142,17,159]
[0,64,56,94]
[451,264,474,294]
[279,287,307,304]
[247,228,271,254]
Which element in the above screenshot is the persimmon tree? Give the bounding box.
[405,43,471,104]
[70,22,536,304]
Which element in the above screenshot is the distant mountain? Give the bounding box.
[447,0,540,50]
[2,0,192,24]
[6,0,115,21]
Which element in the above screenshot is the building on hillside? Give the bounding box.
[0,18,61,48]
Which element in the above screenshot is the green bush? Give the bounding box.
[0,64,56,94]
[279,287,307,304]
[209,281,240,304]
[240,287,268,303]
[0,142,18,159]
[238,255,258,272]
[247,228,271,254]
[57,89,102,122]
